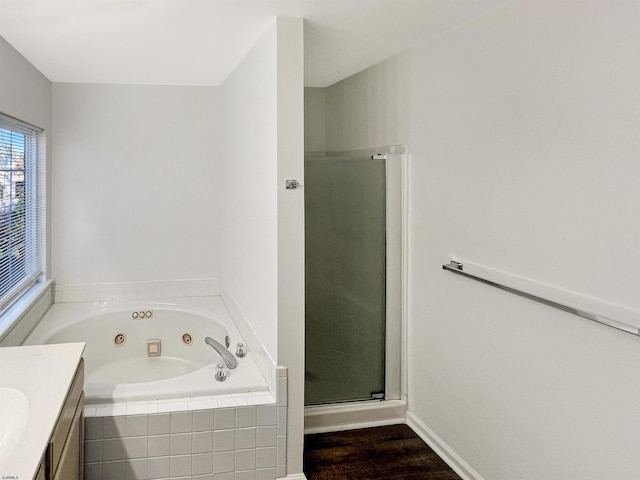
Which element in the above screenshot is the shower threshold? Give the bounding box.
[304,399,407,434]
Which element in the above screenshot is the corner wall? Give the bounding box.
[324,1,640,479]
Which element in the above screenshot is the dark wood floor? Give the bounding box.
[304,424,463,480]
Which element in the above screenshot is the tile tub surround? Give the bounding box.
[53,278,221,303]
[84,373,289,480]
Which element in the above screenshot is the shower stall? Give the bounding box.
[304,150,405,422]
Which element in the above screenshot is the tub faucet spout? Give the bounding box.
[205,336,238,369]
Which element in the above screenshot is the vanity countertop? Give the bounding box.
[0,342,85,480]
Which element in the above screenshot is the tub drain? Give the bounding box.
[114,333,126,346]
[182,333,193,345]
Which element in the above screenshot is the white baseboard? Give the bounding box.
[279,474,307,480]
[304,400,407,434]
[406,411,484,480]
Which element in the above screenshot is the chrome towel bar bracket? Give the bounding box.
[442,261,640,337]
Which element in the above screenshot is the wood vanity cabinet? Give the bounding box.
[35,359,84,480]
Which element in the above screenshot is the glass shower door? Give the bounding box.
[304,156,386,405]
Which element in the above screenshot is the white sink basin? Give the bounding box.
[0,387,29,463]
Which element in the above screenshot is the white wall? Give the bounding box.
[51,83,220,284]
[219,21,279,363]
[304,87,326,152]
[0,36,52,275]
[324,1,640,479]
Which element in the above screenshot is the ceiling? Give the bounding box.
[0,0,508,87]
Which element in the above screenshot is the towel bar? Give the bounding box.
[442,261,640,337]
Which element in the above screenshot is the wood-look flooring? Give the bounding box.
[304,424,462,480]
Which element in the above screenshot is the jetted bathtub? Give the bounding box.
[25,297,268,404]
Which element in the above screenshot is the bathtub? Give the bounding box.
[25,296,269,404]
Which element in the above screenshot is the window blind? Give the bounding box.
[0,113,45,312]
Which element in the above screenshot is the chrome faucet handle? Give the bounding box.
[205,336,238,369]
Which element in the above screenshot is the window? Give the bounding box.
[0,113,44,311]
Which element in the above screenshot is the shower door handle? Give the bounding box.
[285,179,302,189]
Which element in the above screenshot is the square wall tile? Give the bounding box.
[255,447,277,469]
[214,408,236,430]
[102,439,125,461]
[235,450,256,471]
[170,434,192,455]
[125,458,148,480]
[235,428,256,450]
[257,406,277,426]
[235,407,256,428]
[235,470,256,480]
[171,412,193,433]
[213,451,235,474]
[256,427,276,448]
[84,440,103,463]
[85,417,104,440]
[192,453,214,475]
[147,457,170,480]
[148,435,170,457]
[170,455,192,477]
[84,462,103,480]
[123,436,148,459]
[255,468,276,480]
[214,430,235,452]
[125,415,149,437]
[193,410,214,432]
[102,461,125,480]
[148,414,171,435]
[192,431,214,453]
[213,473,234,480]
[103,416,126,438]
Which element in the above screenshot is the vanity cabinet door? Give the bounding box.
[52,393,84,480]
[34,460,46,480]
[50,360,83,477]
